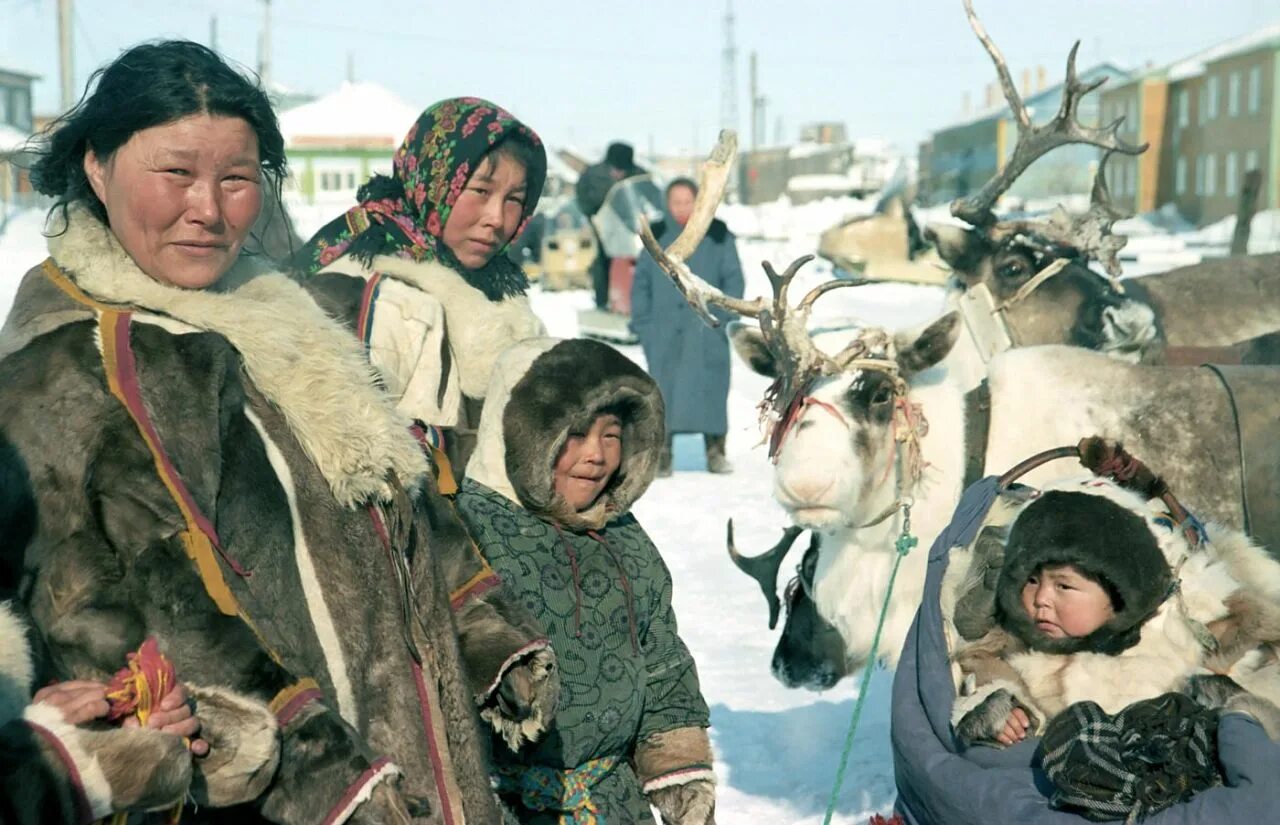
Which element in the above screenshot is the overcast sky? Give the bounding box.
[2,0,1276,158]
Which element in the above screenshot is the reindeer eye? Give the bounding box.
[997,260,1029,280]
[871,386,893,406]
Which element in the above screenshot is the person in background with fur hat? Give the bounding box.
[575,141,646,311]
[454,337,716,824]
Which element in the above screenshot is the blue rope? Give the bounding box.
[822,510,918,825]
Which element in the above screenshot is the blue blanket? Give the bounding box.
[891,477,1280,823]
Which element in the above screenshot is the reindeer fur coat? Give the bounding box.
[0,207,551,824]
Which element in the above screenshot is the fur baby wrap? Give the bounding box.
[890,478,1280,824]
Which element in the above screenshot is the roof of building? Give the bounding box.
[934,61,1130,135]
[1166,23,1280,81]
[0,60,40,81]
[279,81,420,149]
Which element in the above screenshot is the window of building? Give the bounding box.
[1177,89,1189,128]
[1206,76,1219,120]
[12,89,29,130]
[1226,152,1238,196]
[1195,155,1204,195]
[0,89,8,124]
[1129,159,1138,197]
[1249,66,1262,113]
[1246,149,1260,172]
[1128,100,1138,133]
[1176,156,1187,194]
[1198,87,1207,125]
[1228,71,1241,117]
[1205,153,1216,196]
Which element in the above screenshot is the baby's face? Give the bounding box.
[1020,565,1115,639]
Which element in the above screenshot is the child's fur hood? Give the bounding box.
[464,338,664,531]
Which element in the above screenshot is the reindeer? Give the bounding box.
[817,189,949,287]
[646,135,1280,691]
[930,0,1280,368]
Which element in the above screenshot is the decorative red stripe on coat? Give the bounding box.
[109,313,247,576]
[27,722,95,825]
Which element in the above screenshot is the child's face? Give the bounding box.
[553,414,623,512]
[1020,564,1115,639]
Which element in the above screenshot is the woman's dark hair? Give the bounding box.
[31,40,287,229]
[485,129,541,178]
[665,177,698,199]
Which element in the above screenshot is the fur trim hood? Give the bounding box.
[995,484,1176,655]
[465,337,664,531]
[2,206,427,506]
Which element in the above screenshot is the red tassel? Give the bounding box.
[868,815,906,825]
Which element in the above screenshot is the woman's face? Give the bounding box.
[84,113,263,289]
[442,153,528,270]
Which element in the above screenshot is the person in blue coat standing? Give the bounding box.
[631,177,745,476]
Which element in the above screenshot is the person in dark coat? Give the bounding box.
[575,141,646,310]
[630,177,745,475]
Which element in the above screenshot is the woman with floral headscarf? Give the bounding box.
[296,97,548,475]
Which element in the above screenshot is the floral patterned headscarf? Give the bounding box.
[295,97,546,300]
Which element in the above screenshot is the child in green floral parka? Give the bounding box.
[456,336,715,824]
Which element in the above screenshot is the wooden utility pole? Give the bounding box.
[210,15,219,53]
[749,51,759,150]
[57,0,74,110]
[1231,169,1262,256]
[258,0,272,86]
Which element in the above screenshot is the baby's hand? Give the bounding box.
[955,688,1040,748]
[996,706,1031,746]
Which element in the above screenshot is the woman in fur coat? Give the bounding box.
[295,97,547,476]
[943,476,1280,748]
[0,41,552,824]
[454,338,717,824]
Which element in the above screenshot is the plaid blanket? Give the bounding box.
[1040,693,1223,823]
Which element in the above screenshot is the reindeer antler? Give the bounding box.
[640,132,874,381]
[951,0,1147,230]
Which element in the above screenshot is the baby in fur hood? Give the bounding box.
[941,476,1280,750]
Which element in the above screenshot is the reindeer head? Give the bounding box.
[731,313,959,529]
[926,2,1156,357]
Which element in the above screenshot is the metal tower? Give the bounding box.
[720,1,738,136]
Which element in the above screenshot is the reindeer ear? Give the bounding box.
[730,322,777,378]
[925,224,984,276]
[896,311,961,375]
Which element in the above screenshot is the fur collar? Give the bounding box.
[334,253,545,399]
[466,338,664,531]
[0,602,33,727]
[45,206,427,506]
